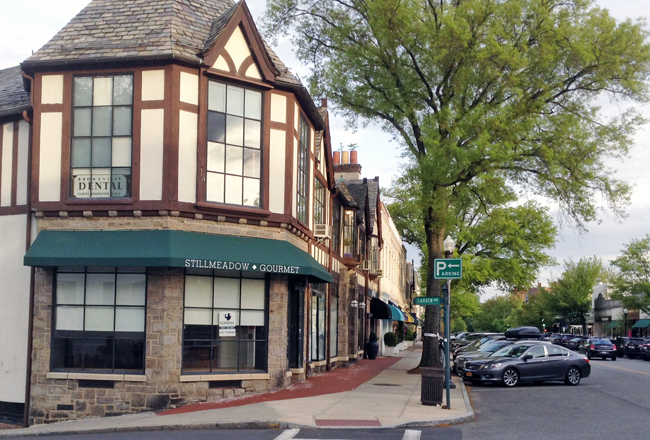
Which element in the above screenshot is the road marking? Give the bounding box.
[403,429,422,440]
[274,429,300,440]
[593,362,650,376]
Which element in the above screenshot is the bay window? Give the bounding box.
[297,116,310,224]
[206,81,262,207]
[51,267,146,372]
[71,75,133,198]
[183,269,267,373]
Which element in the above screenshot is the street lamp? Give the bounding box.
[443,236,455,258]
[623,308,628,337]
[350,299,358,309]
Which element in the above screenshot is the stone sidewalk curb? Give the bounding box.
[0,379,475,437]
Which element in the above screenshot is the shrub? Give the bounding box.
[384,332,398,347]
[368,332,378,342]
[405,328,415,341]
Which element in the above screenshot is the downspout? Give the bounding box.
[21,74,34,426]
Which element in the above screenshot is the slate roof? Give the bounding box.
[344,178,380,233]
[0,66,31,118]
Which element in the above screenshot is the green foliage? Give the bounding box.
[610,235,650,314]
[472,294,524,332]
[396,321,406,342]
[384,332,399,347]
[405,328,415,341]
[368,331,379,343]
[451,317,468,333]
[546,257,603,330]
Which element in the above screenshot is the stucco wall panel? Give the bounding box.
[141,70,165,101]
[1,123,13,207]
[269,129,286,214]
[38,113,63,202]
[139,109,165,201]
[178,111,198,203]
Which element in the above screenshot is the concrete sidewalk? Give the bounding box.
[0,345,474,437]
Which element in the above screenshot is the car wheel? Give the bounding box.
[644,356,650,362]
[502,368,519,387]
[611,356,617,361]
[564,367,581,386]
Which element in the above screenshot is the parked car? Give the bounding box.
[641,341,650,361]
[454,339,515,374]
[577,338,617,361]
[452,334,504,358]
[624,338,648,359]
[565,336,588,351]
[462,342,590,387]
[559,334,580,347]
[612,337,629,358]
[549,333,567,344]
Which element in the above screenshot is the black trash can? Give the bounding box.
[420,367,444,405]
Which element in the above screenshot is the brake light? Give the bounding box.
[584,357,589,363]
[613,345,616,350]
[590,345,595,349]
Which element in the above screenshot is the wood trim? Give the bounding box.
[220,51,237,74]
[59,74,72,202]
[11,121,19,206]
[40,104,64,113]
[238,55,255,76]
[131,69,142,202]
[269,121,286,131]
[262,89,271,211]
[195,202,271,218]
[139,101,165,109]
[0,205,29,216]
[179,101,199,114]
[205,69,273,90]
[196,67,208,205]
[31,74,42,204]
[163,64,176,207]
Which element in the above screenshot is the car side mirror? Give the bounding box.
[523,354,533,361]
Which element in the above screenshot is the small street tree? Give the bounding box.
[547,257,603,333]
[264,0,650,368]
[610,235,650,314]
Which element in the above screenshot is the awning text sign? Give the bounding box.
[434,258,463,279]
[414,297,441,306]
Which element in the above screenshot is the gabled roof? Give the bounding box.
[0,66,31,118]
[343,177,380,233]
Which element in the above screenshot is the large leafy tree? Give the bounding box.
[471,294,523,332]
[264,0,650,367]
[610,235,650,314]
[546,257,603,333]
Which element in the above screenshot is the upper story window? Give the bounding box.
[206,81,262,207]
[297,116,310,224]
[343,210,356,258]
[332,199,341,255]
[313,178,325,225]
[71,75,133,198]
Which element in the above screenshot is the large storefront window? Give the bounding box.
[71,75,133,198]
[206,81,262,207]
[183,269,267,373]
[51,267,146,372]
[310,284,326,361]
[297,116,310,224]
[330,284,338,357]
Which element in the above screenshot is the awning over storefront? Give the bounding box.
[404,311,419,325]
[370,297,392,319]
[632,319,650,329]
[24,230,333,283]
[606,320,620,329]
[388,304,405,322]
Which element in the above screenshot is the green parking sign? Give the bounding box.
[434,258,462,279]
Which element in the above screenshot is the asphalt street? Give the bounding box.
[5,356,650,440]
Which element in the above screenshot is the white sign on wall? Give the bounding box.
[219,311,236,337]
[73,174,127,198]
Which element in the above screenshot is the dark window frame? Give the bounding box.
[51,267,147,373]
[70,74,134,199]
[313,178,326,225]
[310,283,326,362]
[332,199,341,255]
[182,269,269,374]
[297,115,310,224]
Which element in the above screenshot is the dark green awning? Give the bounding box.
[24,230,333,283]
[607,320,620,329]
[632,319,650,329]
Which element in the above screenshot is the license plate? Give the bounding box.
[466,372,473,377]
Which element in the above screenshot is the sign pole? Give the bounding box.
[445,279,451,409]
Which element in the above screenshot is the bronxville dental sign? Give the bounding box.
[185,259,301,274]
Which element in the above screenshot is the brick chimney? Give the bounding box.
[334,149,362,180]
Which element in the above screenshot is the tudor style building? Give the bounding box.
[0,0,414,425]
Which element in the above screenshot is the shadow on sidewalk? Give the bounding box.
[160,355,403,416]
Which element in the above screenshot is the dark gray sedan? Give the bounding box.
[462,342,591,387]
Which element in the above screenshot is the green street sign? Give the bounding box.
[413,297,441,306]
[434,258,462,279]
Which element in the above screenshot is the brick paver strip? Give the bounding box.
[159,356,402,415]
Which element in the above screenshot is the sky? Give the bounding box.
[1,0,649,296]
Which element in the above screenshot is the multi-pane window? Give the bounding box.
[370,236,379,273]
[343,210,356,258]
[332,199,341,255]
[207,82,262,207]
[330,284,338,358]
[310,284,326,362]
[51,267,146,372]
[71,75,133,198]
[313,178,325,225]
[297,116,310,224]
[183,269,267,373]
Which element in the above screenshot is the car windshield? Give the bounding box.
[478,342,506,352]
[591,339,610,344]
[469,339,483,347]
[629,338,644,344]
[491,344,532,358]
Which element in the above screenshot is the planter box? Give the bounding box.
[385,346,398,356]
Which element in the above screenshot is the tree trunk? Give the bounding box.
[418,204,445,369]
